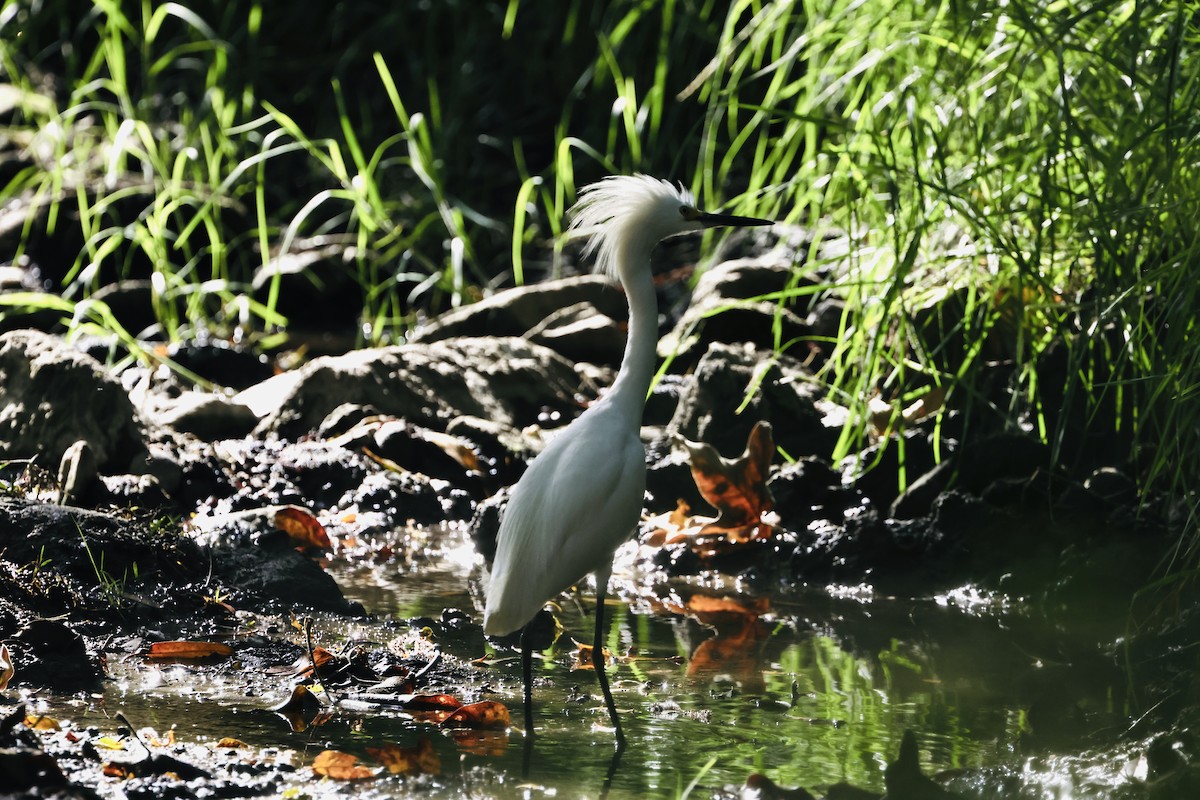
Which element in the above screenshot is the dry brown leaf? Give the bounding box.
[312,749,376,781]
[275,506,332,550]
[361,447,406,473]
[269,647,337,678]
[684,420,774,535]
[366,736,441,775]
[398,693,462,711]
[144,641,233,661]
[419,429,482,473]
[24,715,60,731]
[216,738,249,749]
[270,683,323,714]
[0,643,12,691]
[441,701,511,730]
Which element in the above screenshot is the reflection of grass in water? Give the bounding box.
[593,602,996,794]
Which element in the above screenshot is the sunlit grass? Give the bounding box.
[1,0,1197,560]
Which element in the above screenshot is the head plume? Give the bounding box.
[569,174,694,279]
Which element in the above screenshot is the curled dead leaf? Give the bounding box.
[0,643,13,691]
[441,701,510,730]
[275,506,332,550]
[23,714,59,731]
[270,683,323,714]
[398,693,462,711]
[684,421,774,532]
[143,641,232,661]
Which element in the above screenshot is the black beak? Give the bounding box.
[696,210,774,228]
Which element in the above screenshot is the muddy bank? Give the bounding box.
[0,238,1191,798]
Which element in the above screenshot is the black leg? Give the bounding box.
[592,573,626,749]
[520,622,535,739]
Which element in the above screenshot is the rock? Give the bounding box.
[0,497,215,622]
[252,237,363,332]
[446,414,538,493]
[469,489,506,565]
[408,274,627,346]
[148,390,259,441]
[57,440,98,505]
[252,337,584,439]
[525,301,626,365]
[95,473,172,508]
[644,373,687,426]
[348,468,472,525]
[126,362,258,440]
[367,418,484,493]
[645,437,707,512]
[0,329,146,470]
[658,255,816,369]
[190,514,356,613]
[768,456,846,527]
[889,431,1051,518]
[165,338,274,390]
[844,430,939,510]
[668,342,837,463]
[10,619,98,691]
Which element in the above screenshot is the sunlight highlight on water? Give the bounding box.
[60,525,1159,799]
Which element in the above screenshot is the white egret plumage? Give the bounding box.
[483,174,772,746]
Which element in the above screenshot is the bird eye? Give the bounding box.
[680,205,700,221]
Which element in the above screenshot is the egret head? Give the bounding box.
[570,174,772,279]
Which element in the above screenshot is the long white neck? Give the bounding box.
[604,234,658,424]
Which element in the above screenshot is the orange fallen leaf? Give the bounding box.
[0,643,12,690]
[366,736,441,775]
[685,421,775,535]
[268,647,338,677]
[398,693,462,711]
[24,715,60,731]
[216,738,248,749]
[144,641,232,661]
[312,749,376,781]
[275,506,332,550]
[441,701,510,730]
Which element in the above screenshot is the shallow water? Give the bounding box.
[59,526,1159,799]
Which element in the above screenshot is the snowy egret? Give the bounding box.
[483,174,772,745]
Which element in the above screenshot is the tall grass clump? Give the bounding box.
[680,0,1199,551]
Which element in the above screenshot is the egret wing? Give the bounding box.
[483,408,645,636]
